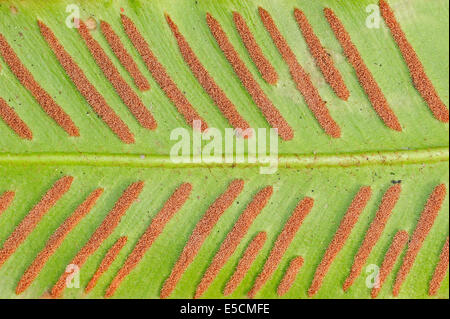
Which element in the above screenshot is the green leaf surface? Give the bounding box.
[0,0,448,299]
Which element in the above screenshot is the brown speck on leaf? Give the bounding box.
[85,17,97,30]
[10,6,18,14]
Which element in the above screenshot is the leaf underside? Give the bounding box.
[0,0,448,299]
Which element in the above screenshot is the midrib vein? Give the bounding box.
[0,147,447,169]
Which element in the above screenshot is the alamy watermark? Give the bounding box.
[365,264,380,289]
[65,264,80,289]
[365,4,381,29]
[170,121,279,174]
[65,4,80,29]
[65,4,98,30]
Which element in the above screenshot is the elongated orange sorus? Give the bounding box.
[160,180,244,298]
[0,176,73,269]
[393,184,447,296]
[379,0,449,123]
[308,186,372,296]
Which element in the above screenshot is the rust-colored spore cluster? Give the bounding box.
[160,179,244,299]
[195,186,273,298]
[37,21,135,144]
[0,176,73,269]
[379,0,449,123]
[324,8,402,132]
[0,34,78,137]
[85,236,128,293]
[100,20,151,91]
[16,188,103,295]
[371,230,409,298]
[232,12,278,85]
[259,7,341,138]
[51,181,144,298]
[393,184,446,296]
[165,14,250,133]
[344,184,401,291]
[0,191,15,216]
[293,8,349,100]
[224,231,267,296]
[249,196,314,298]
[0,97,32,140]
[428,237,449,296]
[121,14,208,132]
[277,256,304,296]
[308,186,372,297]
[106,182,192,297]
[206,13,294,141]
[78,21,156,130]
